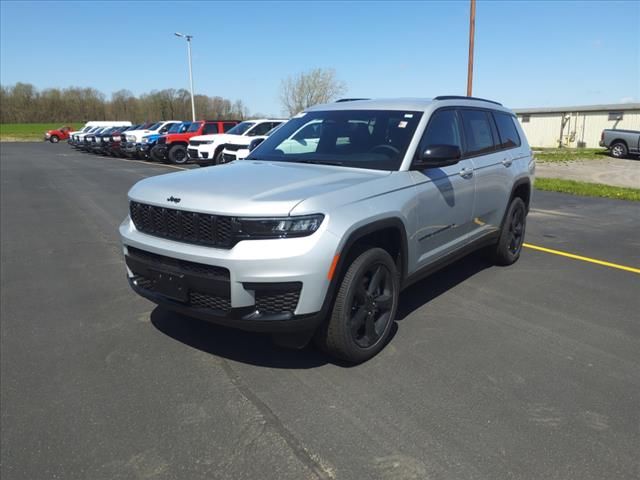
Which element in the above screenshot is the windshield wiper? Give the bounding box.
[294,159,344,166]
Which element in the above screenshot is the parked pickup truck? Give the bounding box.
[150,120,239,164]
[123,121,181,159]
[44,126,73,143]
[600,129,640,158]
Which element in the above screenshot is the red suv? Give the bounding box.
[150,120,239,164]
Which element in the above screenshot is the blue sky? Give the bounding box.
[1,0,638,116]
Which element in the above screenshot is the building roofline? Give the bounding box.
[513,103,640,114]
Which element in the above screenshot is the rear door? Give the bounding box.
[461,109,516,237]
[410,108,476,267]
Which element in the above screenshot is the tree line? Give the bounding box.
[1,69,348,123]
[0,83,249,124]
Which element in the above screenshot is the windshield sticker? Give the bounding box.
[404,113,414,118]
[398,121,408,128]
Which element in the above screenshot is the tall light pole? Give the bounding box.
[175,32,196,121]
[466,0,476,96]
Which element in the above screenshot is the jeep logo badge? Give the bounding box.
[167,196,181,203]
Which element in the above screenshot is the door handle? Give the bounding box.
[459,167,474,178]
[502,158,513,167]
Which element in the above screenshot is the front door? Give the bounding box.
[410,108,476,270]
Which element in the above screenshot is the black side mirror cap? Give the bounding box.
[411,144,461,169]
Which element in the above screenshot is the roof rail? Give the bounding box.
[434,95,502,106]
[335,98,370,103]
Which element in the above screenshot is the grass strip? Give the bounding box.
[535,177,640,201]
[532,148,606,163]
[1,123,83,141]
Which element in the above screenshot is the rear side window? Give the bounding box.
[418,109,462,153]
[223,122,237,132]
[493,112,521,149]
[460,110,495,156]
[202,123,219,135]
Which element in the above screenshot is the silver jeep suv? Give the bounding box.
[120,97,534,363]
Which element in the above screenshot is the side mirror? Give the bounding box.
[248,137,266,151]
[412,144,461,169]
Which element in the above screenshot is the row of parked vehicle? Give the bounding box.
[58,117,287,165]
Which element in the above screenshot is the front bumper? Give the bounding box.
[122,142,138,154]
[120,217,338,332]
[136,143,155,156]
[151,144,168,160]
[188,146,212,161]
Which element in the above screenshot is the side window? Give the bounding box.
[248,122,273,136]
[493,112,521,149]
[418,109,462,154]
[460,110,495,156]
[202,123,219,135]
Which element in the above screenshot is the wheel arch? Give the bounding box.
[509,177,531,211]
[334,217,409,287]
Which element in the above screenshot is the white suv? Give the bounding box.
[187,119,284,165]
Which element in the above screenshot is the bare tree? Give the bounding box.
[280,68,347,116]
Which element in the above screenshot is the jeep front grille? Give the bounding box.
[130,201,234,248]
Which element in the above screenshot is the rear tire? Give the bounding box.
[168,145,188,164]
[316,248,399,363]
[610,142,628,159]
[491,197,527,266]
[50,135,59,143]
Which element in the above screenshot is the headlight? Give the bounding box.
[142,138,149,143]
[201,140,215,145]
[45,133,51,137]
[235,214,324,239]
[113,135,121,141]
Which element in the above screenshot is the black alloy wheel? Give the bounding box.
[349,263,394,348]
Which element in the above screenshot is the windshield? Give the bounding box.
[226,121,255,136]
[246,110,423,171]
[147,122,161,131]
[169,122,190,133]
[187,121,203,132]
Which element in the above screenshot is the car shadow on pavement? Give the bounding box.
[396,251,492,321]
[150,251,491,368]
[150,307,332,369]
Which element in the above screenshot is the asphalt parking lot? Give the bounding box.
[1,142,639,480]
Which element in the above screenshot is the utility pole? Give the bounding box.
[467,0,476,96]
[175,32,196,121]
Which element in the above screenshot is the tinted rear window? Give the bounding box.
[460,110,495,156]
[493,112,521,149]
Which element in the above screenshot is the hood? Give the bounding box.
[128,160,390,217]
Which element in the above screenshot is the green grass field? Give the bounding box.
[532,147,607,163]
[0,123,84,141]
[535,178,640,201]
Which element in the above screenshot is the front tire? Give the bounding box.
[610,142,628,159]
[214,147,225,165]
[168,145,188,164]
[318,248,399,363]
[50,135,59,143]
[491,197,527,266]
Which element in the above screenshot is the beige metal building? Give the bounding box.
[513,103,640,148]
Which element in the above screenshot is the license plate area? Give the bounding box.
[149,269,188,303]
